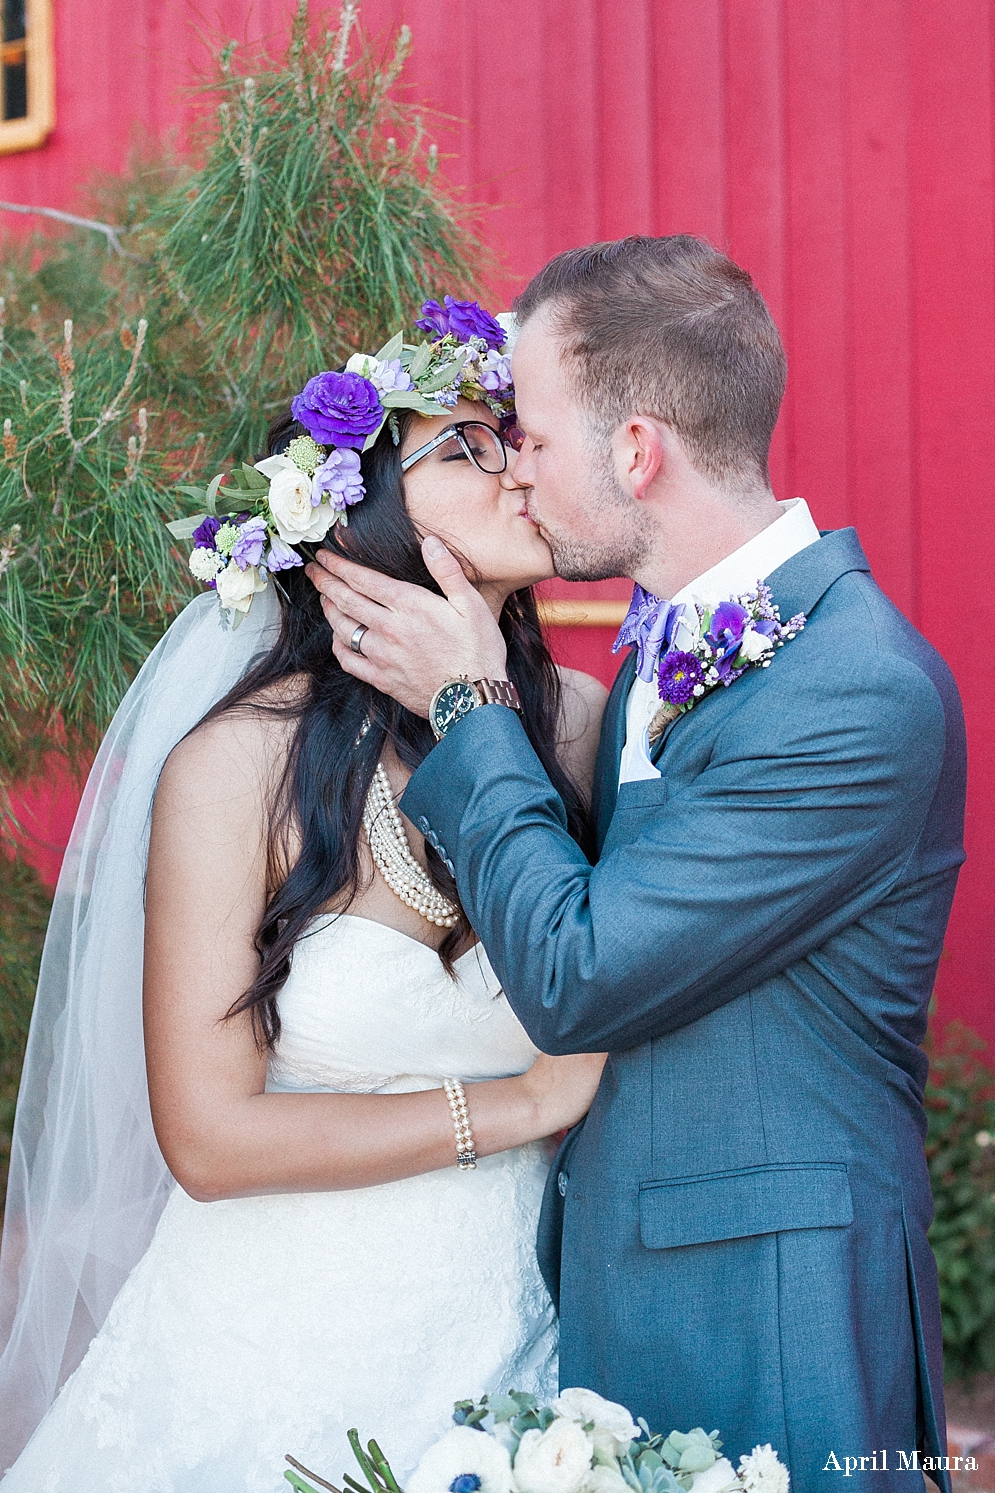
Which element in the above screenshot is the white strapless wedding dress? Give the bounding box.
[2,916,557,1493]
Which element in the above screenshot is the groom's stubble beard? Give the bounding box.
[540,426,654,583]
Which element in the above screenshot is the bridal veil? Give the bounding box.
[0,585,281,1468]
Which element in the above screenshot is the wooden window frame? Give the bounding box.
[0,0,54,156]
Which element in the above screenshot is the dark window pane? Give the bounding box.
[2,1,26,43]
[3,58,26,119]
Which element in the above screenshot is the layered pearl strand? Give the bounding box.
[363,763,459,929]
[443,1078,478,1170]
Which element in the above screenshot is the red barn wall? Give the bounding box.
[2,0,991,1042]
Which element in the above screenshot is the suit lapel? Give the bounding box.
[591,651,636,854]
[646,527,872,767]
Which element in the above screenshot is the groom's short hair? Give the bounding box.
[514,235,787,490]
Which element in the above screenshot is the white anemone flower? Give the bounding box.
[406,1427,515,1493]
[514,1420,594,1493]
[690,1459,742,1493]
[552,1389,639,1459]
[737,1446,789,1493]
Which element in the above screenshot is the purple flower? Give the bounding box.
[657,651,705,706]
[230,515,268,570]
[613,584,687,682]
[291,370,384,449]
[705,599,752,679]
[192,514,222,550]
[311,447,366,511]
[479,350,513,392]
[374,357,413,393]
[415,296,506,349]
[264,535,304,572]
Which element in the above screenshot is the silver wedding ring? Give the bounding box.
[350,623,369,656]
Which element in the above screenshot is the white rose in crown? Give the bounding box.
[552,1389,639,1460]
[407,1426,515,1493]
[254,455,337,545]
[215,558,267,615]
[513,1419,594,1493]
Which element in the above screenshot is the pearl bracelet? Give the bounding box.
[443,1078,477,1170]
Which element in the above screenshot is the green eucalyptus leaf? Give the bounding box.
[374,331,404,364]
[407,341,435,380]
[418,354,466,394]
[488,1395,521,1423]
[205,471,226,514]
[239,462,271,489]
[165,515,207,539]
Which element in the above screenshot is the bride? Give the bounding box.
[0,301,608,1490]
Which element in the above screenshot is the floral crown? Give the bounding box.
[167,297,517,625]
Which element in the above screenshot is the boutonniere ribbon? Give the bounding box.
[613,581,807,743]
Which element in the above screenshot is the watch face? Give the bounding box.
[431,680,480,736]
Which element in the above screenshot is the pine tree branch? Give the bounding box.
[0,201,138,259]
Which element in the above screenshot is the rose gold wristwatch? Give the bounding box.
[429,676,523,740]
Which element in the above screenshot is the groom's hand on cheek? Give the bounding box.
[306,536,509,719]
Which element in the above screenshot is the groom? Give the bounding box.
[308,236,966,1491]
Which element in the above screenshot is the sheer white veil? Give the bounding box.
[0,584,281,1469]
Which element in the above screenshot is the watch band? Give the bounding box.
[473,677,522,712]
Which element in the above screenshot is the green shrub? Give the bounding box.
[0,856,52,1214]
[924,1019,995,1378]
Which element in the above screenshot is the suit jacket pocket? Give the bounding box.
[638,1162,853,1249]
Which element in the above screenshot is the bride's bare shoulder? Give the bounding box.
[154,675,309,827]
[555,666,609,799]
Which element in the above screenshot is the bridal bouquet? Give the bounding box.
[284,1388,789,1493]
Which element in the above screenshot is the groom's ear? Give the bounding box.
[619,415,666,501]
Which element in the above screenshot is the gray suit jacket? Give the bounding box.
[402,529,966,1493]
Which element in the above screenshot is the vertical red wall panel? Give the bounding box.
[908,0,995,1025]
[783,0,850,531]
[843,0,917,621]
[723,0,787,493]
[1,0,992,1040]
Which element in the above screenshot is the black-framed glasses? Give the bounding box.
[400,420,525,476]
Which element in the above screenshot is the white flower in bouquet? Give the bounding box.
[582,1465,631,1493]
[407,1426,515,1493]
[215,558,267,616]
[688,1459,741,1493]
[552,1389,639,1459]
[737,1446,789,1493]
[514,1420,594,1493]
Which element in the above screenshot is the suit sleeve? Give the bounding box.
[401,657,948,1054]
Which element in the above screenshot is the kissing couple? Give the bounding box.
[0,235,966,1493]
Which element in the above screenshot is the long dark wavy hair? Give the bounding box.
[203,406,593,1048]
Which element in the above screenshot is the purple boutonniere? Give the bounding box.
[614,580,807,743]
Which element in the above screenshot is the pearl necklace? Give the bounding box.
[363,763,459,928]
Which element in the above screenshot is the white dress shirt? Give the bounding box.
[618,498,822,784]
